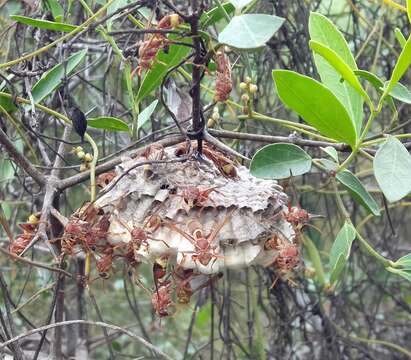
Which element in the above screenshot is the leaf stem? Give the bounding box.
[84,133,98,202]
[338,98,385,171]
[332,177,395,268]
[355,231,394,268]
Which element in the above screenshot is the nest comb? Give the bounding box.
[95,142,296,275]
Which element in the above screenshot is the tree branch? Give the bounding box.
[57,134,184,191]
[208,129,350,151]
[0,127,46,186]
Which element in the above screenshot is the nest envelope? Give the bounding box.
[94,142,296,275]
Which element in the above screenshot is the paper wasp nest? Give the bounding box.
[94,142,296,275]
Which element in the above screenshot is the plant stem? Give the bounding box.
[189,0,204,154]
[338,98,385,171]
[78,0,125,60]
[0,104,38,162]
[303,235,326,287]
[0,92,98,201]
[355,231,394,268]
[178,67,334,140]
[84,134,98,202]
[0,0,116,69]
[332,178,395,268]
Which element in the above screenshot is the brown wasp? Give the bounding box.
[9,221,39,256]
[179,186,219,210]
[0,211,43,257]
[61,209,110,257]
[114,214,166,266]
[172,268,195,304]
[264,233,300,288]
[151,281,174,317]
[283,203,310,232]
[175,141,237,178]
[96,245,114,278]
[97,171,117,189]
[153,256,169,289]
[165,209,234,268]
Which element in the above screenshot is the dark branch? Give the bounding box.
[0,127,46,186]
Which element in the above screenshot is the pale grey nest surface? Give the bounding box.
[95,142,295,274]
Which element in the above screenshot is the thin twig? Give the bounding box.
[0,247,73,278]
[0,127,46,186]
[0,320,175,360]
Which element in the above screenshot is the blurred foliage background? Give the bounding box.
[0,0,411,359]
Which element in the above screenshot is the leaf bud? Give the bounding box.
[77,151,85,160]
[28,214,39,225]
[241,93,250,102]
[207,118,215,128]
[249,84,258,94]
[84,153,93,162]
[169,14,180,28]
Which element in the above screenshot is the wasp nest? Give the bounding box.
[95,142,297,273]
[61,141,302,316]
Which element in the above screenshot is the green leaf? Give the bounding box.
[309,40,372,107]
[407,0,411,24]
[11,15,77,32]
[250,143,312,180]
[87,117,129,132]
[373,136,411,202]
[387,267,411,282]
[387,82,411,104]
[111,341,121,352]
[336,169,380,216]
[0,93,17,112]
[394,28,407,48]
[309,12,363,134]
[200,2,235,28]
[383,34,411,99]
[0,202,11,220]
[320,146,339,163]
[317,158,338,172]
[354,70,384,89]
[136,37,191,103]
[124,62,136,118]
[218,14,284,49]
[196,302,211,328]
[354,70,396,112]
[137,100,158,131]
[329,222,356,284]
[44,0,64,22]
[0,159,14,183]
[230,0,253,9]
[31,50,87,103]
[272,70,357,146]
[395,253,411,269]
[107,0,128,30]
